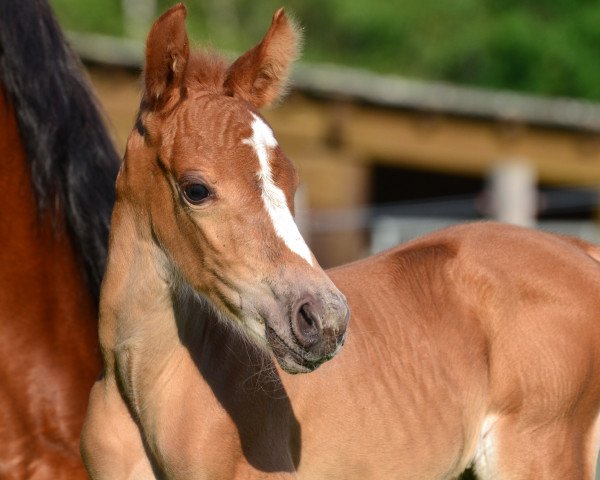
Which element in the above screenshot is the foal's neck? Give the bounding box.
[99,203,279,412]
[99,205,193,403]
[99,204,302,471]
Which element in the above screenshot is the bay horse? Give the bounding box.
[0,0,119,478]
[82,4,600,479]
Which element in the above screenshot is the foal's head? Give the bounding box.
[120,4,349,373]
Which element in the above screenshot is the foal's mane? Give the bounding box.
[0,0,120,304]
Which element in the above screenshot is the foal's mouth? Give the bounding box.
[266,325,331,374]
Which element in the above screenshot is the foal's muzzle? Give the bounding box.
[267,292,350,374]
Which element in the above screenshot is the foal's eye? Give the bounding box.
[182,183,211,205]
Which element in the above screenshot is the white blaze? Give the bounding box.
[243,113,314,266]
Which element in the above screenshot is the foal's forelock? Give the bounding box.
[243,113,314,266]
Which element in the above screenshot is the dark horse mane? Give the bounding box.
[0,0,120,303]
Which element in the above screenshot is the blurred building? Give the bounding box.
[73,33,600,268]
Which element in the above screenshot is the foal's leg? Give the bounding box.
[81,378,156,480]
[474,416,597,480]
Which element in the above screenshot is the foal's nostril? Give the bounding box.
[293,302,321,349]
[299,304,317,334]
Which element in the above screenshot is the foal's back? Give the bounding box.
[308,222,600,478]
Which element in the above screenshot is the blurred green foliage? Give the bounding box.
[51,0,124,36]
[50,0,600,100]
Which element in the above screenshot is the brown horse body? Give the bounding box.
[0,88,97,479]
[0,1,119,477]
[82,5,600,479]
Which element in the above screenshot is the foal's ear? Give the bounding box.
[144,3,189,108]
[224,9,301,108]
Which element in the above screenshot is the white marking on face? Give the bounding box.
[243,113,314,266]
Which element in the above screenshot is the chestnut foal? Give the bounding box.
[82,5,600,479]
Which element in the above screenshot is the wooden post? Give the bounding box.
[488,160,537,227]
[294,185,310,239]
[298,150,370,267]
